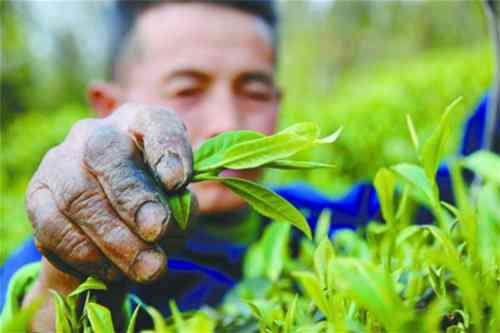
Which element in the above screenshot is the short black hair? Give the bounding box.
[108,0,278,79]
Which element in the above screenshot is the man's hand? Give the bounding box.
[26,103,193,283]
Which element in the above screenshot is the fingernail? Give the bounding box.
[130,249,166,283]
[156,153,185,190]
[136,202,168,242]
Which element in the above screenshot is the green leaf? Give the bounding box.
[396,225,423,246]
[126,305,141,333]
[315,127,343,144]
[405,114,419,152]
[86,302,116,333]
[169,300,186,332]
[194,130,264,171]
[391,163,434,205]
[314,238,335,290]
[314,209,331,244]
[427,266,444,297]
[261,222,291,281]
[0,297,43,333]
[477,183,500,271]
[422,298,450,333]
[185,312,215,333]
[284,295,298,333]
[419,96,461,179]
[242,242,265,279]
[463,150,500,186]
[247,301,264,320]
[198,122,320,171]
[292,271,329,318]
[146,306,169,333]
[423,225,482,328]
[330,258,412,331]
[265,160,335,170]
[68,276,106,299]
[374,168,396,225]
[51,290,72,333]
[205,176,312,238]
[167,190,192,230]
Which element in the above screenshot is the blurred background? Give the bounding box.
[0,0,493,262]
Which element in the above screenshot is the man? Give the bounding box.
[1,1,281,331]
[0,0,495,331]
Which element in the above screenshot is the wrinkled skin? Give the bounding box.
[23,104,194,331]
[27,103,193,283]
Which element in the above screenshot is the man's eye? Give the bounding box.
[175,87,201,98]
[241,82,273,101]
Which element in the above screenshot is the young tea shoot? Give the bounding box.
[167,122,342,239]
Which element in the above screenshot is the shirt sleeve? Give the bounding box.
[0,262,41,327]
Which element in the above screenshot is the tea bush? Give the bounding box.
[3,103,499,333]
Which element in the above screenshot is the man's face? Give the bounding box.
[96,3,279,214]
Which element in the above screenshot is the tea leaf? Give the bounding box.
[51,290,72,333]
[170,300,186,332]
[68,276,106,299]
[243,242,265,279]
[419,96,461,179]
[391,163,434,205]
[292,271,329,318]
[315,209,331,244]
[423,225,482,328]
[477,183,500,271]
[463,150,500,186]
[126,305,141,333]
[185,312,216,333]
[194,130,264,171]
[198,122,319,171]
[265,160,335,170]
[396,225,424,246]
[0,297,43,333]
[86,302,116,333]
[374,168,396,225]
[314,238,335,289]
[405,114,419,152]
[247,301,264,319]
[331,258,412,331]
[284,295,298,333]
[427,266,444,297]
[422,298,450,333]
[146,306,170,333]
[167,189,192,230]
[261,222,291,281]
[315,127,343,144]
[205,176,312,239]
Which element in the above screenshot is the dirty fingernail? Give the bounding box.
[156,153,185,190]
[130,249,166,283]
[136,202,168,242]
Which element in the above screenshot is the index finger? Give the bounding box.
[114,104,193,191]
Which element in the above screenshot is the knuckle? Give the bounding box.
[63,118,98,147]
[66,237,101,264]
[84,126,135,170]
[64,187,101,218]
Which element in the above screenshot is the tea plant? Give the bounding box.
[3,102,500,332]
[168,122,342,237]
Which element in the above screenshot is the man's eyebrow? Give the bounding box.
[165,69,211,82]
[237,71,275,85]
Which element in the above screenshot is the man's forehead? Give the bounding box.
[134,2,274,68]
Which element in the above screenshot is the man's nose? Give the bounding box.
[203,86,240,138]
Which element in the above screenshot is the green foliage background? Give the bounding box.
[0,1,494,262]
